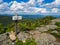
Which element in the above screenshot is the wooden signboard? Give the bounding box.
[12,16,22,20]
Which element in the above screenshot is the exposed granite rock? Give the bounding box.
[29,30,41,41]
[0,19,60,45]
[17,31,60,45]
[0,33,14,45]
[36,25,57,32]
[37,33,56,45]
[17,29,60,45]
[50,19,60,25]
[9,31,16,42]
[53,41,60,45]
[0,31,60,45]
[17,32,32,42]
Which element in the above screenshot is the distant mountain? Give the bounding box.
[0,14,60,18]
[0,15,60,26]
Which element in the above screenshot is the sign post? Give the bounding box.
[12,15,22,35]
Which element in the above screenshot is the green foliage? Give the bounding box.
[50,29,60,41]
[54,27,60,32]
[0,16,56,33]
[18,20,36,31]
[43,16,55,20]
[25,38,37,45]
[55,22,60,27]
[15,38,37,45]
[46,27,60,38]
[0,16,13,26]
[0,23,7,34]
[6,23,15,32]
[40,16,55,25]
[45,27,60,42]
[50,33,60,38]
[15,40,24,45]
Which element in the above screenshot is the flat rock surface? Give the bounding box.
[36,25,57,32]
[37,33,56,45]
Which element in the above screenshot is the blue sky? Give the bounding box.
[0,0,60,15]
[3,0,55,3]
[3,0,29,3]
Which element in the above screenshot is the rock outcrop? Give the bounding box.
[0,19,60,45]
[0,33,13,45]
[37,33,56,45]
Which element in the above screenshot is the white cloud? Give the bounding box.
[10,0,46,13]
[41,9,47,13]
[37,0,44,2]
[0,0,60,15]
[52,8,59,13]
[35,8,47,13]
[37,0,44,5]
[44,0,60,8]
[10,0,45,11]
[0,0,3,3]
[10,1,24,11]
[0,2,9,10]
[27,0,44,6]
[52,0,60,5]
[10,0,36,11]
[0,0,47,14]
[27,0,36,6]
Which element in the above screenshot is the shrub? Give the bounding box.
[25,38,37,45]
[15,38,37,45]
[15,40,24,45]
[55,22,60,27]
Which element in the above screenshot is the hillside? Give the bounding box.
[0,16,13,26]
[0,16,60,45]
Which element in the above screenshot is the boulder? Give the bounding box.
[9,31,16,42]
[37,33,56,45]
[0,33,13,45]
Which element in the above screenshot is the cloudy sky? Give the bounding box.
[0,0,60,15]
